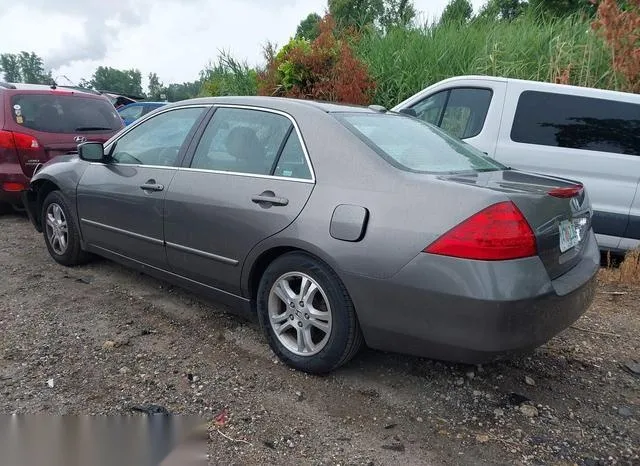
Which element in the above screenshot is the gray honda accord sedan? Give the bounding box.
[22,96,599,374]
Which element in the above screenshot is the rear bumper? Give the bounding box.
[344,230,600,364]
[0,171,29,205]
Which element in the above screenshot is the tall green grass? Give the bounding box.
[355,11,619,108]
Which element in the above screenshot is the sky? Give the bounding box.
[0,0,485,88]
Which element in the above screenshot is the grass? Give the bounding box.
[601,248,640,286]
[354,11,618,108]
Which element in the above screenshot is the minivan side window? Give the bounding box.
[409,88,493,139]
[510,90,640,156]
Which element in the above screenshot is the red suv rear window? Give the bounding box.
[10,94,122,134]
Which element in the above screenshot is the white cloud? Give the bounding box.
[0,0,485,87]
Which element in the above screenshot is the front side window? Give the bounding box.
[190,107,295,176]
[410,88,493,139]
[110,107,205,166]
[10,94,122,134]
[337,113,504,174]
[511,90,640,155]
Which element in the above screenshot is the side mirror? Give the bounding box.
[398,108,417,118]
[78,141,105,162]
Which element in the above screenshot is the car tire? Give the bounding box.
[41,190,91,266]
[256,252,364,374]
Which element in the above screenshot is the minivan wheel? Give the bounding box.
[256,252,364,374]
[41,191,90,266]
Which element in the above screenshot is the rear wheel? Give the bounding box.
[41,191,90,266]
[256,252,363,374]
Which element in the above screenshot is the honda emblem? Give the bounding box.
[74,136,87,143]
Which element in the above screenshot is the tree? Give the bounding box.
[0,53,21,82]
[440,0,473,24]
[258,16,376,105]
[0,52,51,84]
[528,0,596,17]
[477,0,527,20]
[328,0,385,30]
[77,78,92,89]
[296,13,322,40]
[147,72,164,100]
[380,0,416,29]
[90,66,143,96]
[18,52,52,84]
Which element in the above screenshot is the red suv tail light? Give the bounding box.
[424,201,537,261]
[0,130,40,150]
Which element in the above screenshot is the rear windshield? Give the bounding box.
[10,94,122,134]
[336,113,505,174]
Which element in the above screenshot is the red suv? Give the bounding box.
[0,82,124,212]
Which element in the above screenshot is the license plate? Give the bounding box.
[559,220,579,253]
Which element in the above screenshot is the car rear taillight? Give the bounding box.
[2,182,26,192]
[547,184,583,199]
[424,201,537,261]
[0,130,40,150]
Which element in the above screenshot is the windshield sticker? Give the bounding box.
[13,104,21,110]
[16,116,24,124]
[14,108,21,117]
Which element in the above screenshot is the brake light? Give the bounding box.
[0,130,40,150]
[548,184,583,198]
[424,201,537,261]
[2,182,25,192]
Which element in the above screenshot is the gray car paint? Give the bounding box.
[24,96,599,363]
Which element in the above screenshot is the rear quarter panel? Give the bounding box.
[241,109,509,294]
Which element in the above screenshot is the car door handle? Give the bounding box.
[140,182,164,192]
[252,192,289,206]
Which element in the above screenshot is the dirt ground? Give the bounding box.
[0,213,638,466]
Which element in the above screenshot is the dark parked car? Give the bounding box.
[22,97,599,374]
[0,82,124,212]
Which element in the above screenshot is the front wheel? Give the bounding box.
[256,252,364,374]
[41,191,91,266]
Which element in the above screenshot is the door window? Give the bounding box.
[410,88,492,139]
[118,105,144,121]
[110,107,205,166]
[190,107,297,176]
[510,90,640,156]
[273,132,312,179]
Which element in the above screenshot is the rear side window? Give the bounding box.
[10,94,122,134]
[511,90,640,156]
[410,88,492,139]
[337,113,504,174]
[190,107,295,176]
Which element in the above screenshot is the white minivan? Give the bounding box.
[393,75,640,253]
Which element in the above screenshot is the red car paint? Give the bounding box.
[0,82,124,209]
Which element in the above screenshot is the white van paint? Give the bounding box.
[393,76,640,253]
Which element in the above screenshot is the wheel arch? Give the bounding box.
[243,240,347,305]
[28,178,62,231]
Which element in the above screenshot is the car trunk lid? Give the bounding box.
[440,169,592,280]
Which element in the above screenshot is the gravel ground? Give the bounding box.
[0,213,638,466]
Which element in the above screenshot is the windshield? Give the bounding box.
[10,94,123,134]
[336,112,505,174]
